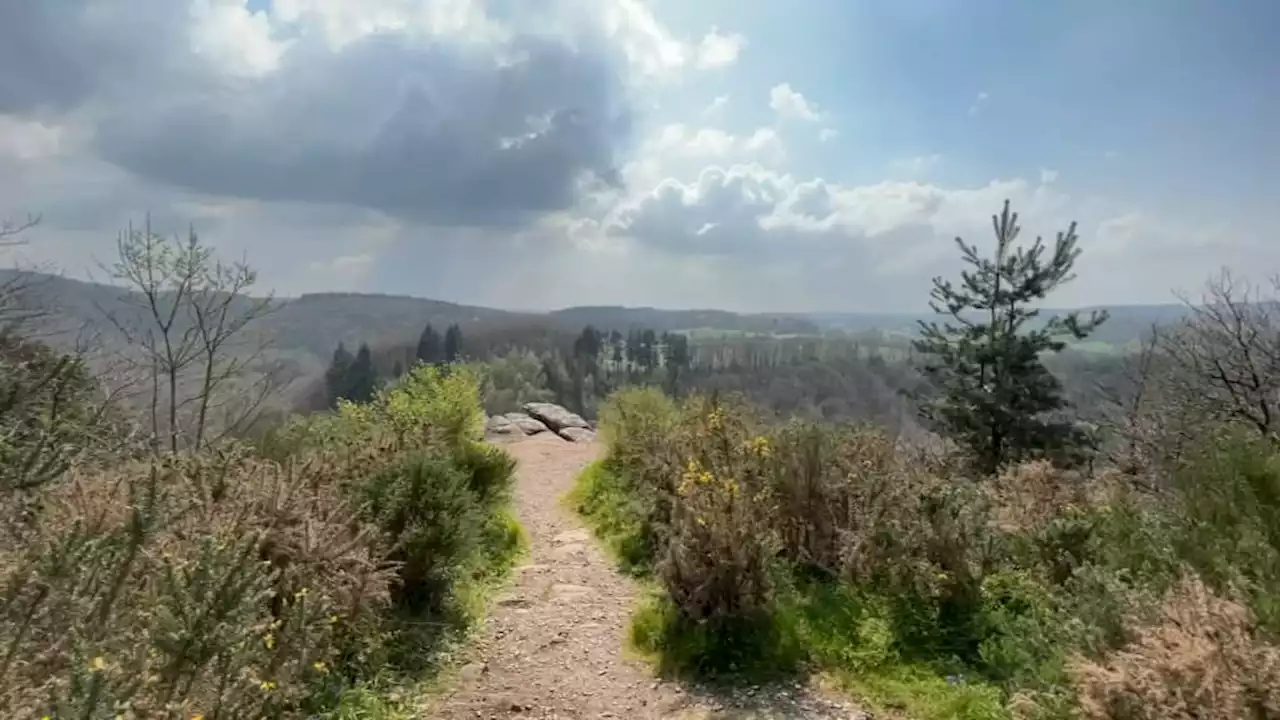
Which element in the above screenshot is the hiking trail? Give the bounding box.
[430,433,866,719]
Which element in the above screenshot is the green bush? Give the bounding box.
[584,386,1280,719]
[361,453,486,615]
[0,354,521,718]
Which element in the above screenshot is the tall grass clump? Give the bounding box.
[0,361,520,719]
[580,387,1280,720]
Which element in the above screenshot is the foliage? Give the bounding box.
[582,382,1280,719]
[914,200,1106,474]
[1069,575,1280,720]
[475,349,556,415]
[0,348,519,718]
[443,324,463,364]
[0,333,127,493]
[415,324,443,366]
[0,450,393,719]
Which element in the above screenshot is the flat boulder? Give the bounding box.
[522,402,590,433]
[503,412,550,435]
[558,427,596,443]
[485,415,520,435]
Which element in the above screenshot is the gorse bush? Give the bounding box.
[0,451,392,719]
[0,360,519,719]
[585,387,1280,719]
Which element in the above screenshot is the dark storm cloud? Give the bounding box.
[0,1,633,227]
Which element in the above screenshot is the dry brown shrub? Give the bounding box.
[1069,574,1280,720]
[0,449,393,720]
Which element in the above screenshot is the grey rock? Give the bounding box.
[485,415,521,435]
[503,412,550,435]
[522,402,590,432]
[558,426,596,443]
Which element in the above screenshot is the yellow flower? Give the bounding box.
[263,633,275,650]
[90,656,107,672]
[746,436,772,459]
[192,715,205,720]
[329,614,341,624]
[259,680,277,692]
[294,587,309,599]
[312,661,328,674]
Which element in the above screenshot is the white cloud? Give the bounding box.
[702,94,729,120]
[0,0,1264,313]
[695,27,745,69]
[968,90,989,116]
[769,83,822,122]
[189,0,290,77]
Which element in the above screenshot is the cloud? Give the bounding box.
[968,90,989,116]
[0,0,666,228]
[702,95,729,120]
[0,1,1265,314]
[695,27,745,69]
[769,83,822,122]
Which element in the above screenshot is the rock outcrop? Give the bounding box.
[485,415,520,435]
[557,427,596,443]
[487,404,595,443]
[504,412,551,435]
[522,403,590,433]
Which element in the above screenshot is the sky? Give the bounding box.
[0,0,1276,313]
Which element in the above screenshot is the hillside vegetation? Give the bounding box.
[569,203,1280,719]
[0,226,526,718]
[3,200,1277,719]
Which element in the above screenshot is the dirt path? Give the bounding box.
[430,433,865,719]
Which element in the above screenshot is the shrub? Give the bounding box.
[1170,432,1280,633]
[659,395,779,626]
[0,452,392,720]
[1069,575,1280,719]
[0,351,520,718]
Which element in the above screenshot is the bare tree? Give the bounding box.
[1162,270,1280,441]
[99,219,277,453]
[186,253,276,450]
[0,213,45,333]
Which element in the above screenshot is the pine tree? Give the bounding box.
[324,342,354,409]
[914,200,1107,474]
[416,323,443,365]
[346,343,379,404]
[443,324,463,363]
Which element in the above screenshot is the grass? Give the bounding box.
[564,459,652,575]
